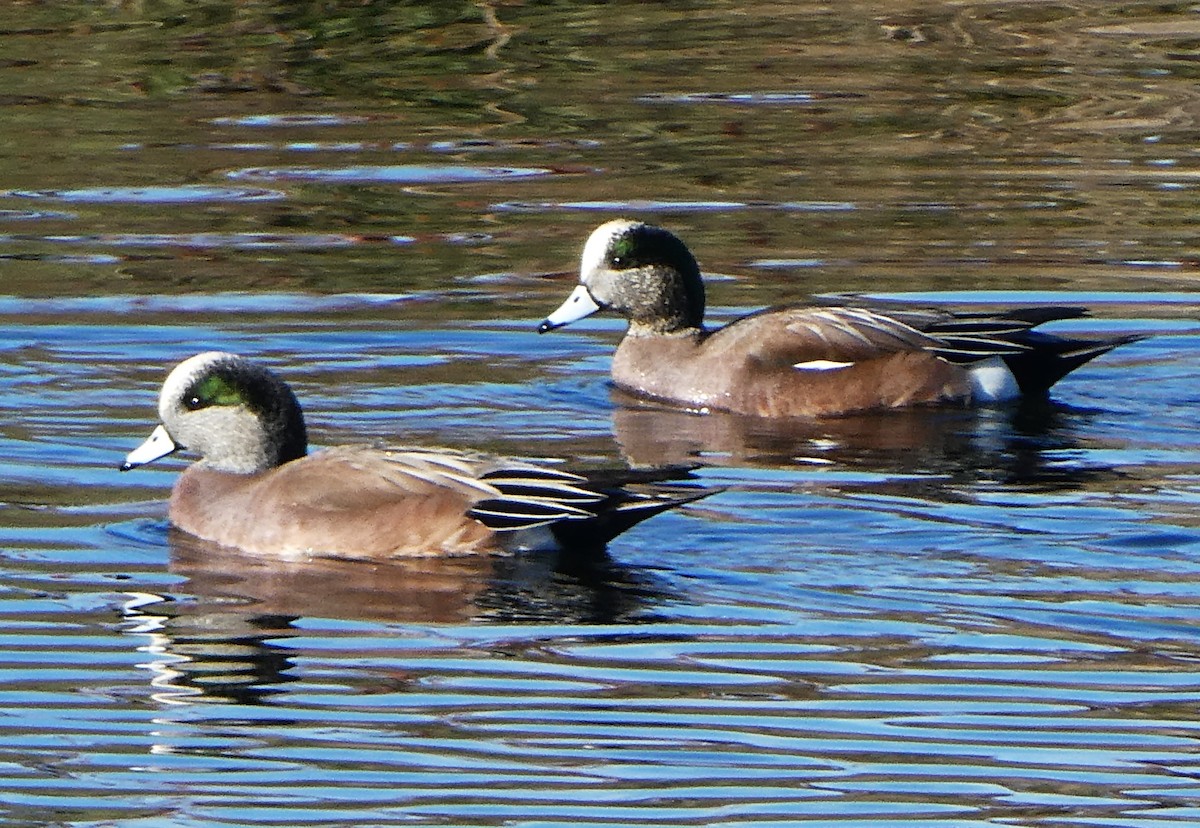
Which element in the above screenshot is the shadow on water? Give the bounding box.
[168,527,673,626]
[610,389,1130,493]
[121,530,676,705]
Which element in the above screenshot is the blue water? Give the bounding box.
[4,295,1199,825]
[4,1,1200,825]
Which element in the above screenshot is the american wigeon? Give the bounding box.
[121,352,704,558]
[539,219,1142,418]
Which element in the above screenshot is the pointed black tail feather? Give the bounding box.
[924,308,1095,365]
[1001,332,1146,396]
[548,484,712,550]
[913,306,1144,393]
[989,306,1090,326]
[467,464,714,549]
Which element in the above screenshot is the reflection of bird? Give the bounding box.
[121,352,705,558]
[540,219,1142,418]
[609,390,1124,495]
[166,529,674,626]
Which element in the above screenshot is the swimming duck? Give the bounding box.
[539,219,1141,418]
[121,351,703,558]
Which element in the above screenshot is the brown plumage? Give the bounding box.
[121,352,705,558]
[539,220,1142,418]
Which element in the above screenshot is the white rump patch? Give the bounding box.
[793,359,855,372]
[968,356,1021,402]
[503,525,559,553]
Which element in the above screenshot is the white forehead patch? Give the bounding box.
[158,351,238,419]
[580,218,642,276]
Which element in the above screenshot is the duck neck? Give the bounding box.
[270,412,308,466]
[629,262,706,335]
[262,380,309,467]
[627,319,705,338]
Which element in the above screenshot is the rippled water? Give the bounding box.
[4,2,1200,826]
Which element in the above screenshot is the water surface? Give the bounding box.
[3,2,1200,826]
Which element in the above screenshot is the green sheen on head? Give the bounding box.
[582,219,706,331]
[156,351,308,471]
[160,352,252,421]
[608,233,637,267]
[184,371,244,410]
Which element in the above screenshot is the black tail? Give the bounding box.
[467,465,713,550]
[1001,332,1146,396]
[549,481,711,550]
[918,307,1144,395]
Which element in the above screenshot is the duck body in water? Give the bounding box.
[539,220,1143,418]
[122,351,705,558]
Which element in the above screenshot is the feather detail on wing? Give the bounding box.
[717,304,1107,370]
[370,448,501,497]
[468,465,708,535]
[713,305,938,368]
[468,465,607,530]
[916,308,1091,365]
[298,446,706,538]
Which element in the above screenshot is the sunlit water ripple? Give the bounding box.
[0,291,1198,826]
[5,0,1200,825]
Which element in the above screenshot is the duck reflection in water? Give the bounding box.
[123,529,675,705]
[609,388,1126,493]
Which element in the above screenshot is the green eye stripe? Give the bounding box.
[609,236,636,266]
[186,373,243,410]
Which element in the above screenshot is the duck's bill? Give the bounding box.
[537,284,601,333]
[120,424,178,471]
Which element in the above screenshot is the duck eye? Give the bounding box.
[183,373,242,411]
[608,237,636,269]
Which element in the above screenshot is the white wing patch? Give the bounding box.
[794,359,855,372]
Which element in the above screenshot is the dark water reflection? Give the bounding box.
[164,528,670,627]
[126,535,671,707]
[610,389,1124,489]
[5,0,1200,825]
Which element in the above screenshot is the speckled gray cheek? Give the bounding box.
[576,221,706,334]
[184,405,275,474]
[621,270,659,313]
[623,265,702,333]
[581,265,619,307]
